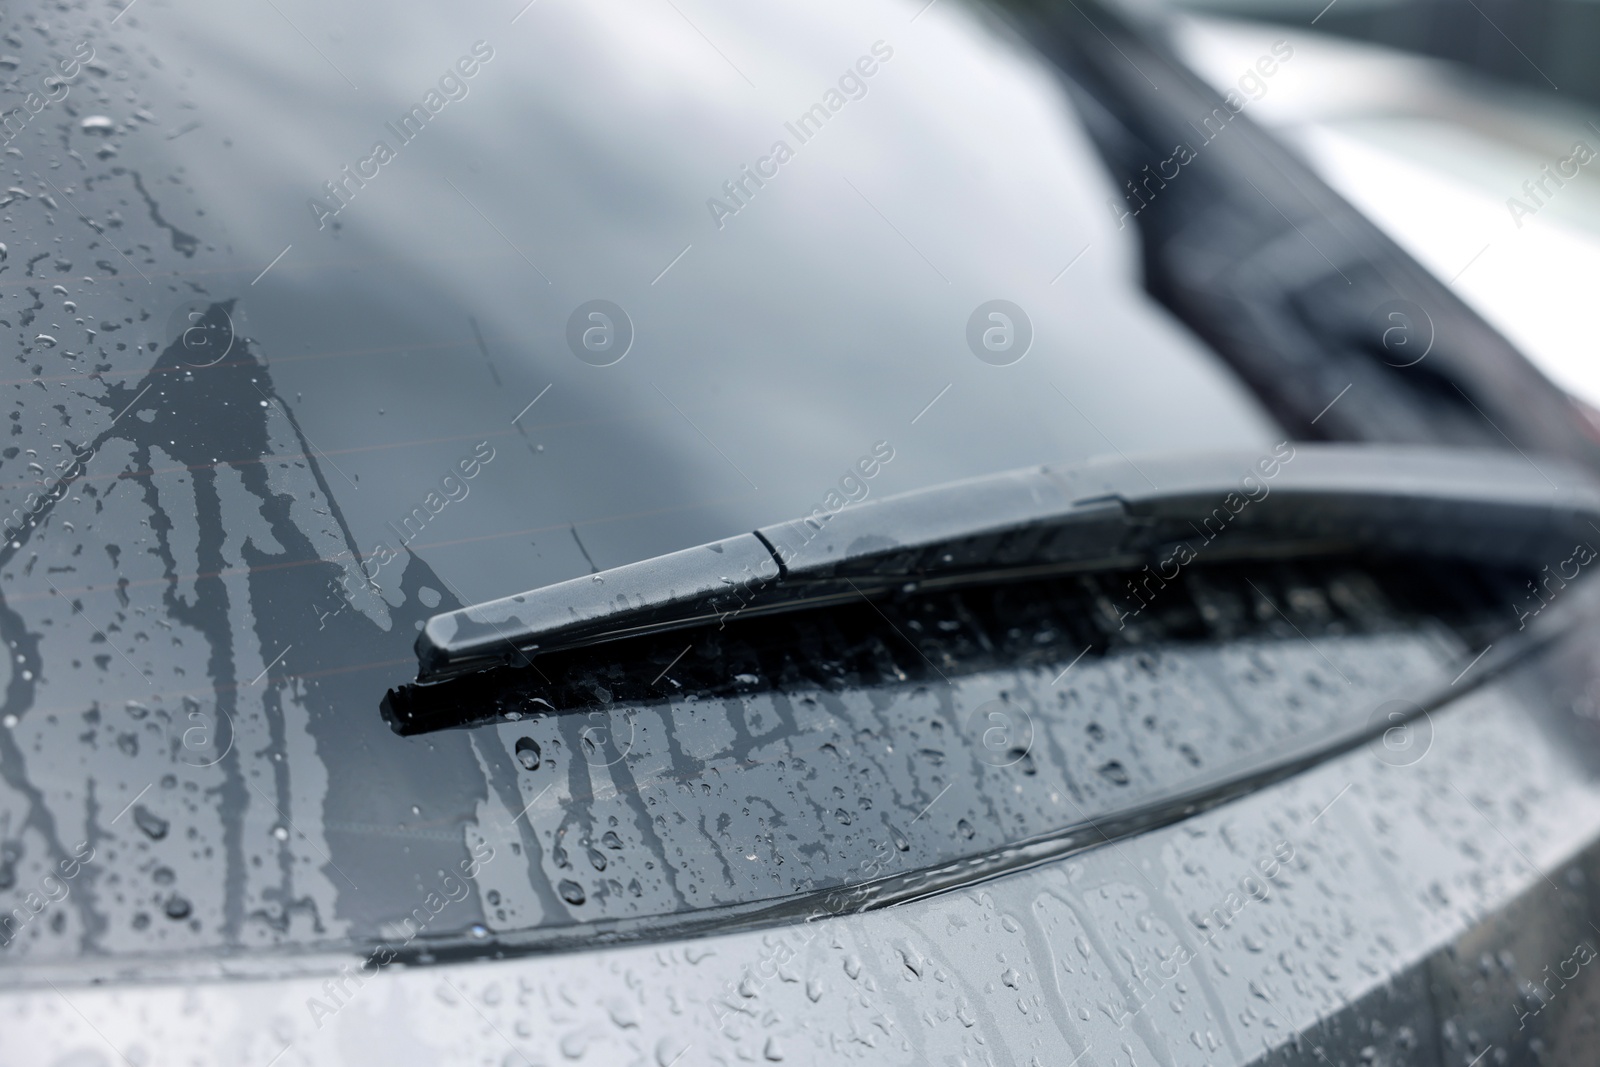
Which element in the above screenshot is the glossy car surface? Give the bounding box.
[2,0,1598,1063]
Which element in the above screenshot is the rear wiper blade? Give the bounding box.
[409,444,1600,684]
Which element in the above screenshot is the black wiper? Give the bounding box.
[406,444,1600,687]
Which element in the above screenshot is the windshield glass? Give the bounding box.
[0,0,1289,969]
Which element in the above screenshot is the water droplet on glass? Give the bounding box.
[559,1029,590,1059]
[607,999,639,1029]
[80,115,115,134]
[1098,760,1131,786]
[558,879,586,905]
[515,737,541,771]
[132,805,169,841]
[272,826,289,842]
[469,923,488,939]
[163,893,192,920]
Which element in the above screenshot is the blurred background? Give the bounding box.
[1134,0,1600,411]
[1176,0,1599,99]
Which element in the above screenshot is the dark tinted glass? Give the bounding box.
[0,0,1292,966]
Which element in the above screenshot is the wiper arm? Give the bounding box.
[411,444,1600,684]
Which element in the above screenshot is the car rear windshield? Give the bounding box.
[0,0,1326,971]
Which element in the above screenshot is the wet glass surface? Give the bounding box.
[0,0,1537,970]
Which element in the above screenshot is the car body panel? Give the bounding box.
[10,589,1600,1065]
